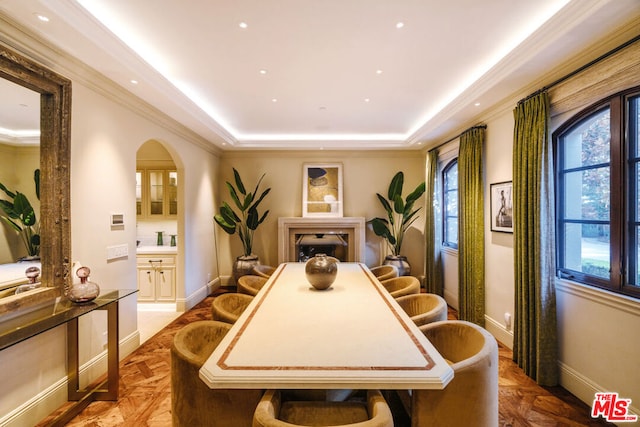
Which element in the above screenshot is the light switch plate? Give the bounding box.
[106,244,128,260]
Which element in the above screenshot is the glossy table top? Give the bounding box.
[0,289,137,351]
[200,263,453,390]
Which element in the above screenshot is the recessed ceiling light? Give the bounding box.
[130,79,138,84]
[474,102,481,107]
[396,22,404,29]
[364,98,370,103]
[35,14,50,22]
[376,69,383,75]
[239,22,248,29]
[259,69,267,75]
[271,98,278,103]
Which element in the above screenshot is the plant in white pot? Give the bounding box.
[368,171,425,276]
[214,168,271,284]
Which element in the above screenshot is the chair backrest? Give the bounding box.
[253,264,276,278]
[380,276,420,298]
[253,389,394,427]
[369,265,399,281]
[395,293,447,326]
[237,274,268,296]
[412,320,499,427]
[211,292,254,324]
[172,320,231,368]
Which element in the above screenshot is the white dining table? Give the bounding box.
[200,262,453,390]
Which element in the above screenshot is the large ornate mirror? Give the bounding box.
[0,44,71,313]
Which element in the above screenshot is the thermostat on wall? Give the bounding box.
[110,213,124,227]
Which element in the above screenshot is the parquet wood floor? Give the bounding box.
[37,290,612,426]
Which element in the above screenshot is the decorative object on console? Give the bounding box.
[302,163,343,217]
[66,266,100,303]
[15,265,42,294]
[214,168,271,284]
[368,171,425,276]
[0,169,41,259]
[305,253,338,290]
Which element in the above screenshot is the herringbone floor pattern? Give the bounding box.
[37,290,612,426]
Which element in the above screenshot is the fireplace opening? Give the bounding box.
[295,233,348,262]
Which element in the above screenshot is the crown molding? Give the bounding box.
[0,13,223,156]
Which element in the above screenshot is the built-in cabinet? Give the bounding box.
[136,254,176,302]
[136,168,177,218]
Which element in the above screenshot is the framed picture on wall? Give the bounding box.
[302,163,343,217]
[490,181,513,233]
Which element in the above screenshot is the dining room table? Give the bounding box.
[200,262,453,390]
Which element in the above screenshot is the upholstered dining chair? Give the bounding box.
[380,276,420,298]
[369,264,399,281]
[253,264,276,278]
[237,274,268,296]
[395,293,448,326]
[410,320,499,427]
[171,320,263,427]
[211,292,254,324]
[252,389,394,427]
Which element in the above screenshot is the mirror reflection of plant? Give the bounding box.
[0,169,40,258]
[368,171,425,256]
[214,168,271,257]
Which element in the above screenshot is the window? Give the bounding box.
[554,87,640,298]
[443,159,458,248]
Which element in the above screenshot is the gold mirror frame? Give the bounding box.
[0,44,71,312]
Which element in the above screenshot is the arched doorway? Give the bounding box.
[135,139,182,342]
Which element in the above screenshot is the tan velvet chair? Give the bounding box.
[253,389,394,427]
[171,320,263,427]
[380,276,420,298]
[369,265,398,281]
[211,292,254,324]
[410,320,499,427]
[253,264,276,278]
[237,274,268,296]
[395,293,448,326]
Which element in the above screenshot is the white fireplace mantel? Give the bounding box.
[278,217,366,263]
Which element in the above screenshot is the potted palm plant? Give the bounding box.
[368,171,425,276]
[0,169,40,260]
[214,168,271,284]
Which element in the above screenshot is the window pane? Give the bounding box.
[446,217,457,244]
[444,163,458,191]
[631,96,640,157]
[445,190,458,216]
[562,167,610,221]
[562,108,610,169]
[563,223,610,278]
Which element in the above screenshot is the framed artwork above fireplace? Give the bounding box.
[302,163,343,217]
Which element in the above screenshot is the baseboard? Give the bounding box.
[559,361,639,426]
[0,330,140,427]
[484,314,514,349]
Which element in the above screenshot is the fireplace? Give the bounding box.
[278,217,366,263]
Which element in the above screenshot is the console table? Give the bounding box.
[0,289,137,426]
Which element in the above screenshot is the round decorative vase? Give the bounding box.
[232,254,260,285]
[383,255,411,276]
[305,253,338,290]
[66,266,100,304]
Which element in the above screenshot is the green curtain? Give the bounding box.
[458,127,485,326]
[512,92,558,386]
[425,149,443,295]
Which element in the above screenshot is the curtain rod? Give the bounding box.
[518,33,640,104]
[428,124,487,153]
